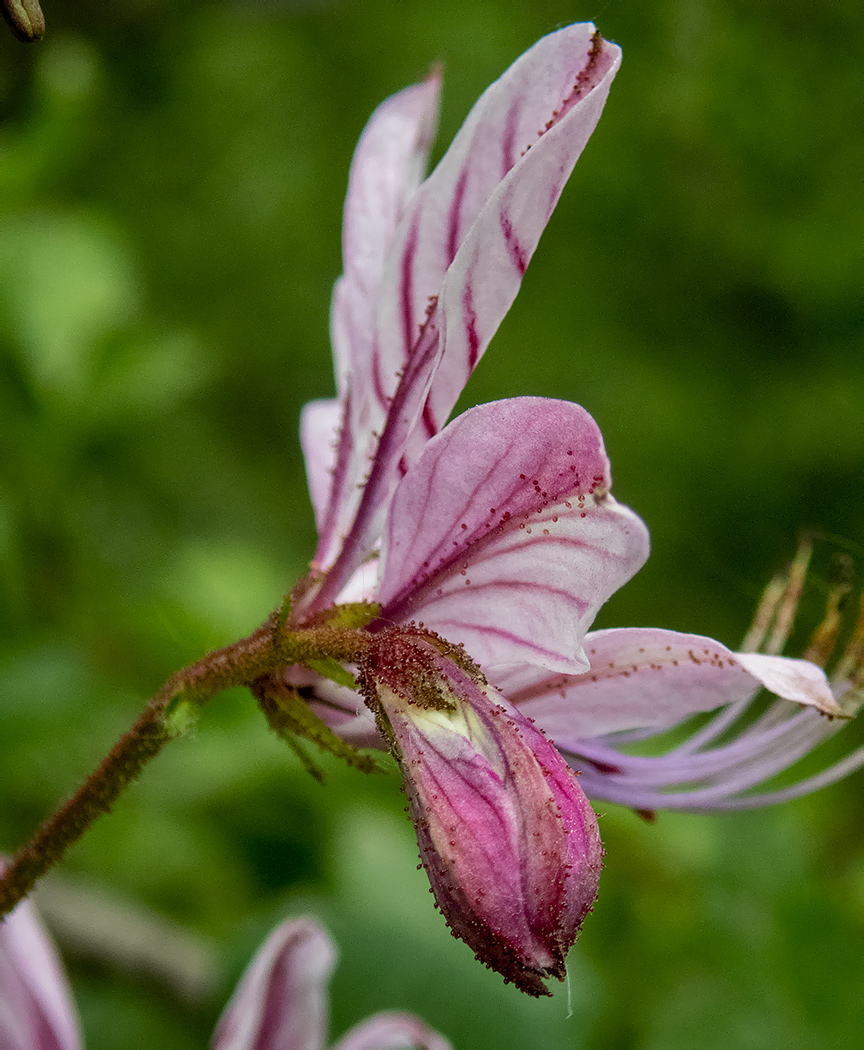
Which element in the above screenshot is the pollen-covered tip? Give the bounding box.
[2,0,45,42]
[359,629,603,996]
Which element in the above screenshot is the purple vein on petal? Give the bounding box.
[461,268,481,371]
[425,620,588,666]
[500,210,527,275]
[383,529,610,624]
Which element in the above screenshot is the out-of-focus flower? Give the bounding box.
[0,883,83,1050]
[0,895,450,1050]
[359,628,602,997]
[212,916,451,1050]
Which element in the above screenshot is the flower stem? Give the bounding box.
[0,616,372,920]
[0,701,176,920]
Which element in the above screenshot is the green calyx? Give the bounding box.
[256,683,385,781]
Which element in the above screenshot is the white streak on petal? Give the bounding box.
[300,399,342,534]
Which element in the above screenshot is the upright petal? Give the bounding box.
[0,891,82,1050]
[211,918,334,1050]
[376,399,649,673]
[372,24,621,439]
[314,77,441,571]
[334,76,441,397]
[334,1012,452,1050]
[312,26,621,602]
[359,631,602,996]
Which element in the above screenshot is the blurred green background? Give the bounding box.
[2,1,863,1047]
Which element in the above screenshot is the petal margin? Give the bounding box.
[300,399,342,534]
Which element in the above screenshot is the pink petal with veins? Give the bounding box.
[372,25,620,437]
[500,627,841,744]
[311,26,621,596]
[334,76,441,397]
[315,77,441,571]
[211,918,333,1050]
[377,399,649,673]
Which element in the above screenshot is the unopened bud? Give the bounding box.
[359,629,602,995]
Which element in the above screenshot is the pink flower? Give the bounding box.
[0,894,449,1050]
[299,396,843,804]
[282,21,856,992]
[0,887,82,1050]
[299,395,646,995]
[283,25,635,994]
[297,23,623,613]
[212,917,450,1050]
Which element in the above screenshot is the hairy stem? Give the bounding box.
[0,702,176,920]
[0,617,371,920]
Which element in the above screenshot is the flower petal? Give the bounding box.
[422,27,620,440]
[211,918,334,1050]
[334,1011,452,1050]
[502,627,842,744]
[300,399,342,535]
[0,889,82,1050]
[312,26,621,600]
[376,399,649,673]
[334,75,441,398]
[373,24,620,441]
[312,78,441,571]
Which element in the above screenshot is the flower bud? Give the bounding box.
[359,629,602,996]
